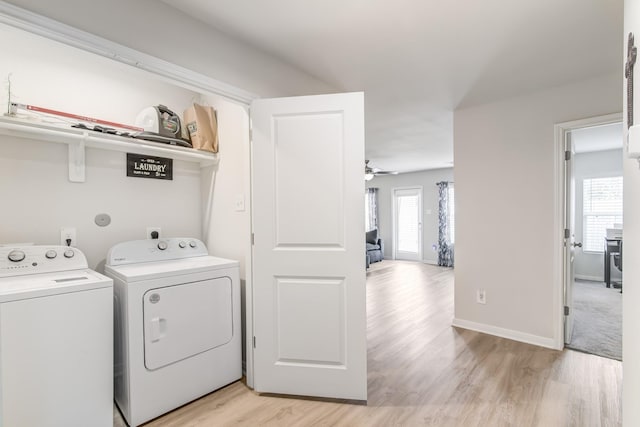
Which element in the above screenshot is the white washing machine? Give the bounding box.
[105,238,241,426]
[0,245,113,427]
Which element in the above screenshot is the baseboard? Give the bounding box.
[422,259,438,265]
[452,318,560,350]
[575,274,603,282]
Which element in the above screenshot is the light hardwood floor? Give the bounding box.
[116,260,621,426]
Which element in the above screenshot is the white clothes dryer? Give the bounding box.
[105,238,241,427]
[0,245,113,427]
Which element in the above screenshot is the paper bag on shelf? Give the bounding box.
[183,103,219,153]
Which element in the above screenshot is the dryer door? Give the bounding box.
[143,277,233,370]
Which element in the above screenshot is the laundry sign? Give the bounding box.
[126,153,173,180]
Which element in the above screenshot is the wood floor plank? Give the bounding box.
[119,260,621,427]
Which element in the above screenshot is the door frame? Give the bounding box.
[553,112,622,350]
[391,186,423,261]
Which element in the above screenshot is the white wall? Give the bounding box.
[366,168,454,263]
[0,24,205,270]
[200,94,251,275]
[573,148,623,281]
[0,0,337,269]
[453,71,621,347]
[0,3,336,378]
[197,93,252,367]
[4,0,335,98]
[0,9,336,380]
[623,0,640,424]
[0,24,201,129]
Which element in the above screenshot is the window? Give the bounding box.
[583,176,622,252]
[447,185,455,244]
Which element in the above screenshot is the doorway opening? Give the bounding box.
[560,117,623,360]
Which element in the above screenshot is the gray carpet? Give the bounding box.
[567,280,622,361]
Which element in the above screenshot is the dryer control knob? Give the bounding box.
[157,241,168,250]
[8,250,25,262]
[179,241,186,248]
[189,241,197,248]
[64,249,75,258]
[45,250,57,259]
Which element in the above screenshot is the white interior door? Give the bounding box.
[564,132,578,344]
[251,92,367,400]
[393,187,423,261]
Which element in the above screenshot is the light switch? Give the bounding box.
[234,194,245,212]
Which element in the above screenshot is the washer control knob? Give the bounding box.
[8,250,25,262]
[179,241,186,248]
[45,250,57,259]
[189,241,197,248]
[64,249,75,258]
[157,241,168,250]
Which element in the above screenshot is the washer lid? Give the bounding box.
[0,269,113,303]
[105,255,239,282]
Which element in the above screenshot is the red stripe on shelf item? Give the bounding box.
[11,103,143,132]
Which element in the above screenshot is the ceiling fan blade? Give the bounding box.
[365,160,398,176]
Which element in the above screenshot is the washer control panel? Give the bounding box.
[0,246,88,277]
[106,238,208,266]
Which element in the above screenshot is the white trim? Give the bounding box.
[422,259,438,265]
[243,106,254,388]
[452,318,560,350]
[575,274,604,282]
[553,112,622,351]
[0,1,259,106]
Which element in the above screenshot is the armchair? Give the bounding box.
[366,228,384,266]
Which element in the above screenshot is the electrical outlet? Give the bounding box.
[146,227,161,239]
[60,227,77,247]
[476,289,487,305]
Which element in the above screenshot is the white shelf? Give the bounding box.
[0,116,218,182]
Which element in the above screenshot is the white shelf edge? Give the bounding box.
[0,116,218,182]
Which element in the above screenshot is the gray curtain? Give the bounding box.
[365,187,379,231]
[437,181,454,267]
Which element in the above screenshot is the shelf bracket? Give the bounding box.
[68,136,86,183]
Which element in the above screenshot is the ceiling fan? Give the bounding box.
[365,160,398,181]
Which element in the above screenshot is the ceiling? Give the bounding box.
[161,0,623,173]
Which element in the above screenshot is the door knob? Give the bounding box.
[572,242,583,248]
